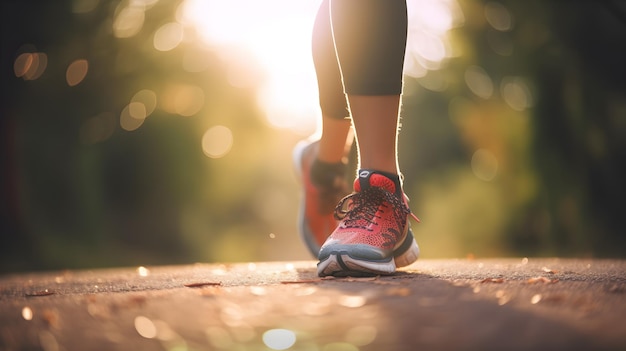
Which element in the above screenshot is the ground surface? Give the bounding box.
[1,258,625,351]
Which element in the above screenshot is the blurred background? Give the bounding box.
[1,0,625,273]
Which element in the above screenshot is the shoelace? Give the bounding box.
[333,187,418,229]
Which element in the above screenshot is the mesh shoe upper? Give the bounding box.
[319,170,416,261]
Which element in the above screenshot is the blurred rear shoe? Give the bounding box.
[293,140,349,257]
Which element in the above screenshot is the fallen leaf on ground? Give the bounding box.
[25,289,55,297]
[184,282,222,288]
[480,278,504,284]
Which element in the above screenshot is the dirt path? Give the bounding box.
[1,258,625,350]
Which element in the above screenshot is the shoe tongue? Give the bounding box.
[354,169,400,195]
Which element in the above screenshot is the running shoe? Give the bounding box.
[293,140,349,257]
[317,169,420,277]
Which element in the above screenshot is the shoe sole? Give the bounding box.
[317,228,420,277]
[317,252,396,277]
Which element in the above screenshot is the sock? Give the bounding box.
[356,169,403,197]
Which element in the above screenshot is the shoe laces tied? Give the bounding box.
[333,186,419,229]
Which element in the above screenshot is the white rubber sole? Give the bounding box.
[317,229,420,277]
[317,252,396,277]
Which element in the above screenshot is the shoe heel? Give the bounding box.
[394,238,419,267]
[393,227,420,268]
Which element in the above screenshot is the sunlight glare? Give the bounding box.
[179,0,460,134]
[180,0,321,136]
[410,0,456,34]
[405,0,463,78]
[412,30,446,64]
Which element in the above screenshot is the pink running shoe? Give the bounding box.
[293,140,349,257]
[317,169,420,277]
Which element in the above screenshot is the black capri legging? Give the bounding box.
[312,0,408,119]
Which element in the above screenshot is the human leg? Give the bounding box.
[312,0,354,163]
[316,0,420,276]
[348,95,401,174]
[329,0,408,175]
[293,0,353,257]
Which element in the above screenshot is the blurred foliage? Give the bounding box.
[400,0,626,259]
[1,0,625,272]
